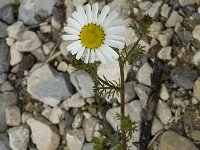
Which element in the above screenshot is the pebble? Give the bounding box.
[0,133,10,150]
[146,1,163,19]
[72,113,83,129]
[12,31,42,52]
[136,62,153,86]
[138,1,152,11]
[123,81,137,103]
[41,106,52,120]
[27,117,60,150]
[49,107,64,124]
[31,48,46,62]
[0,73,7,84]
[0,21,8,38]
[18,0,57,25]
[157,46,172,60]
[51,17,61,30]
[0,40,10,74]
[160,84,170,100]
[6,106,21,126]
[106,100,142,142]
[160,131,198,150]
[40,25,51,33]
[0,4,14,24]
[8,125,30,150]
[82,117,99,142]
[57,61,68,72]
[70,70,94,98]
[183,5,196,16]
[158,28,174,46]
[5,37,15,46]
[156,100,172,124]
[178,30,193,42]
[193,50,200,66]
[170,66,197,89]
[27,64,73,107]
[43,41,55,55]
[178,0,196,6]
[66,93,85,108]
[165,11,183,27]
[161,4,172,18]
[193,77,200,101]
[192,12,200,23]
[21,112,33,124]
[7,21,26,40]
[82,143,94,150]
[10,45,23,66]
[151,116,164,135]
[149,22,164,39]
[66,129,85,150]
[193,25,200,42]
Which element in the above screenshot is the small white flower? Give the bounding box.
[62,3,126,64]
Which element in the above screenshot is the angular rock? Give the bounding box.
[0,40,10,74]
[6,106,21,126]
[170,66,197,89]
[27,117,60,150]
[151,116,164,135]
[160,131,198,150]
[10,46,23,66]
[106,100,142,142]
[72,113,83,129]
[82,117,99,142]
[157,46,172,60]
[149,21,164,38]
[0,21,8,38]
[66,93,85,108]
[178,0,196,6]
[31,48,46,62]
[136,62,153,86]
[49,107,64,124]
[178,30,193,42]
[0,92,18,132]
[165,11,183,27]
[18,0,57,25]
[41,106,52,120]
[156,100,172,124]
[0,133,10,150]
[8,125,30,150]
[158,28,174,46]
[138,1,152,11]
[7,21,26,40]
[0,73,7,84]
[193,25,200,42]
[70,70,94,98]
[0,4,14,24]
[193,50,200,66]
[193,77,200,101]
[146,1,162,19]
[27,64,73,107]
[0,81,14,92]
[66,129,85,150]
[161,4,172,18]
[160,84,170,100]
[82,143,94,150]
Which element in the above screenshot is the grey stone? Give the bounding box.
[170,66,197,89]
[18,0,57,25]
[178,0,196,6]
[82,117,99,142]
[8,125,30,150]
[72,112,83,129]
[27,117,60,150]
[138,1,152,11]
[193,50,200,66]
[149,22,164,39]
[0,133,10,150]
[31,48,46,62]
[161,4,172,18]
[0,40,10,74]
[178,30,193,42]
[6,106,21,126]
[70,70,94,98]
[136,62,153,86]
[0,92,18,132]
[82,143,94,150]
[157,46,172,60]
[192,12,200,23]
[27,64,73,107]
[66,93,85,108]
[0,81,14,92]
[7,21,26,40]
[49,107,64,124]
[193,25,200,42]
[66,129,85,150]
[106,100,142,142]
[165,11,183,27]
[0,22,8,38]
[151,117,164,135]
[0,74,7,84]
[160,131,198,150]
[146,1,162,19]
[0,4,14,24]
[183,5,196,16]
[158,28,174,46]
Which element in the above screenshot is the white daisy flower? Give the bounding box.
[62,3,126,64]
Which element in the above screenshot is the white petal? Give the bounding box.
[86,4,92,23]
[105,19,124,28]
[84,49,90,64]
[89,49,95,63]
[99,46,113,62]
[76,6,88,24]
[102,44,119,59]
[72,12,85,27]
[105,26,126,35]
[76,46,85,60]
[62,35,80,40]
[92,3,98,23]
[67,40,82,52]
[97,5,110,24]
[67,18,82,31]
[71,45,82,55]
[64,27,80,35]
[95,49,107,64]
[102,11,118,27]
[106,35,125,42]
[105,39,125,49]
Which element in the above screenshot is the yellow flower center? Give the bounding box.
[80,24,105,49]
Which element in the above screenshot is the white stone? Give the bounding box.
[138,1,152,11]
[193,50,200,66]
[5,37,15,46]
[27,117,60,150]
[151,116,164,135]
[158,28,174,46]
[156,100,172,124]
[49,107,64,124]
[43,41,55,55]
[73,0,88,6]
[66,129,85,150]
[40,25,51,33]
[41,106,53,120]
[72,113,83,129]
[149,22,164,39]
[193,25,200,42]
[165,11,183,27]
[6,106,21,126]
[160,84,170,100]
[7,21,26,40]
[193,77,200,101]
[136,62,153,86]
[21,112,33,124]
[157,46,172,60]
[57,61,68,72]
[146,1,162,19]
[66,93,86,108]
[8,125,29,150]
[10,46,23,66]
[161,4,171,18]
[178,0,196,6]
